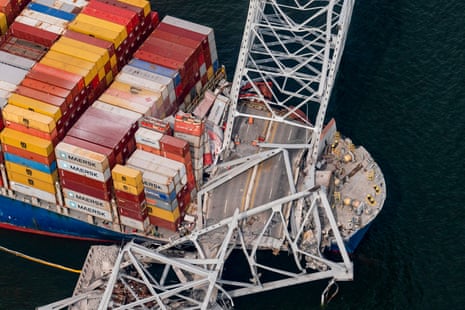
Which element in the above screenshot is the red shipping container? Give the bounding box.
[174,113,205,136]
[152,29,205,67]
[63,30,117,73]
[118,206,148,221]
[21,77,74,106]
[81,7,134,35]
[31,63,86,97]
[116,196,146,211]
[136,143,160,156]
[9,21,59,47]
[2,143,56,165]
[1,36,48,61]
[144,36,198,73]
[62,135,116,168]
[134,49,186,79]
[15,85,69,115]
[160,135,190,157]
[149,215,180,232]
[162,150,192,165]
[158,22,212,67]
[94,0,145,23]
[139,117,172,135]
[67,127,122,155]
[115,189,145,203]
[86,2,137,33]
[4,120,59,145]
[59,169,112,191]
[61,179,111,201]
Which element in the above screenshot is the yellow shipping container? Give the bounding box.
[68,20,121,48]
[51,41,106,72]
[58,37,110,66]
[2,104,57,133]
[0,12,7,35]
[44,51,97,85]
[98,66,106,81]
[105,71,113,86]
[112,164,143,187]
[5,161,58,184]
[114,180,144,196]
[7,170,57,194]
[118,0,151,17]
[8,94,62,123]
[147,204,180,222]
[72,14,127,47]
[110,54,117,69]
[39,57,89,84]
[99,93,151,116]
[1,128,54,157]
[207,66,214,80]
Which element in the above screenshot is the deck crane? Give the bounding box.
[39,0,359,309]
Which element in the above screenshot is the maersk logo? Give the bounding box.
[59,151,97,168]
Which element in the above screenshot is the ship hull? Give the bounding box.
[0,194,146,243]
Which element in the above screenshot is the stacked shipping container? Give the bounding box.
[0,3,221,235]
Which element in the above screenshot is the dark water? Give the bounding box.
[1,0,465,309]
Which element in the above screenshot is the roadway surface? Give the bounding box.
[204,103,312,248]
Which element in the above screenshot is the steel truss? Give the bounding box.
[39,1,357,309]
[223,0,354,186]
[41,187,351,310]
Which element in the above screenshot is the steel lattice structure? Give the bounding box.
[39,1,357,309]
[224,0,354,186]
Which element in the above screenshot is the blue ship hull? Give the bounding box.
[0,194,146,242]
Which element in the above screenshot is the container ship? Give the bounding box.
[0,0,385,259]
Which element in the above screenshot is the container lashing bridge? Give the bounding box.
[39,0,356,308]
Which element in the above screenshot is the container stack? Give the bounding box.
[173,112,205,189]
[158,15,219,103]
[133,125,194,210]
[131,15,218,110]
[0,0,31,35]
[126,149,187,232]
[112,164,149,232]
[99,70,165,118]
[55,106,138,226]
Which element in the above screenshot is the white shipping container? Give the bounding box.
[55,142,110,172]
[190,144,204,161]
[0,51,36,70]
[0,80,17,92]
[63,188,111,211]
[116,72,170,105]
[93,101,142,123]
[57,159,111,182]
[34,0,84,12]
[0,89,9,99]
[21,9,69,29]
[123,65,175,95]
[120,215,150,231]
[126,156,181,185]
[64,198,113,221]
[0,63,28,85]
[0,98,6,109]
[174,131,204,148]
[207,95,228,126]
[99,94,152,116]
[10,180,57,204]
[16,16,64,34]
[127,165,175,194]
[135,127,163,150]
[130,149,186,177]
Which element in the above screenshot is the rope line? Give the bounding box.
[0,245,81,274]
